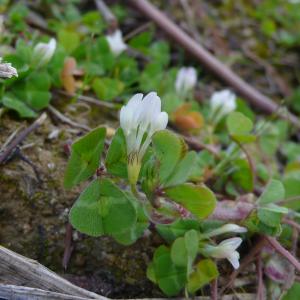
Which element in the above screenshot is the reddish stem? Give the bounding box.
[256,255,265,300]
[266,236,300,272]
[211,278,218,300]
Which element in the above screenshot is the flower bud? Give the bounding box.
[33,38,56,67]
[106,30,127,56]
[175,67,197,96]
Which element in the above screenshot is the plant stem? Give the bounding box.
[266,236,300,272]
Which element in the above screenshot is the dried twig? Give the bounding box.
[62,223,74,271]
[283,218,300,232]
[266,236,300,272]
[129,0,300,129]
[283,227,298,291]
[123,22,152,41]
[0,113,47,164]
[94,0,118,30]
[55,90,118,109]
[0,285,96,300]
[180,134,220,158]
[0,246,105,299]
[47,105,90,131]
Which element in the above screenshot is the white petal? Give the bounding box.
[219,237,243,251]
[106,30,127,56]
[227,251,240,269]
[151,112,168,133]
[204,224,247,238]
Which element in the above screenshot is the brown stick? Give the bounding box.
[0,113,47,164]
[94,0,118,30]
[47,105,90,132]
[129,0,300,128]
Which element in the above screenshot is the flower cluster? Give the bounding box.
[120,92,168,184]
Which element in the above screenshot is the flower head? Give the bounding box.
[203,237,243,269]
[175,67,197,96]
[120,92,168,184]
[0,58,18,78]
[202,224,247,239]
[210,89,236,121]
[106,30,127,56]
[33,38,56,67]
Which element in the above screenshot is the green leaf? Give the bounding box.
[64,127,106,189]
[157,219,200,244]
[164,151,197,187]
[139,62,164,92]
[257,179,285,205]
[152,245,187,296]
[257,207,283,228]
[187,259,219,294]
[69,179,136,237]
[226,111,253,136]
[146,262,157,284]
[112,200,149,245]
[25,72,51,110]
[171,229,199,273]
[92,77,124,101]
[105,128,127,178]
[152,130,186,184]
[165,184,216,219]
[231,158,253,192]
[58,29,80,53]
[2,95,36,118]
[283,171,300,210]
[149,41,170,67]
[282,283,300,300]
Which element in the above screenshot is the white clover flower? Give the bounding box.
[175,67,197,96]
[0,58,18,78]
[106,30,127,56]
[33,38,56,67]
[202,237,243,269]
[120,92,168,184]
[202,224,247,239]
[210,89,236,121]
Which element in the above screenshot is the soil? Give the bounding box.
[0,102,164,298]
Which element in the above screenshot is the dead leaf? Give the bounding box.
[173,103,204,132]
[61,57,83,94]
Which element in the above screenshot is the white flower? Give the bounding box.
[120,92,168,184]
[33,38,56,67]
[210,89,236,120]
[0,58,18,78]
[203,237,243,269]
[202,224,247,239]
[106,30,127,56]
[175,67,197,95]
